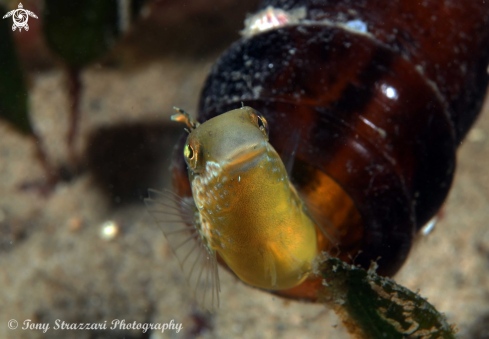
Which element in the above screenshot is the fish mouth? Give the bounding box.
[224,142,269,174]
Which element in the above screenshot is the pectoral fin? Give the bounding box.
[145,189,220,312]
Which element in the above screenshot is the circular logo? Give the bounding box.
[8,319,18,330]
[13,10,27,27]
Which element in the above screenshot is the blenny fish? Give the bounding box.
[145,106,334,311]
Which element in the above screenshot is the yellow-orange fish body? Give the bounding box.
[146,106,324,311]
[185,107,317,290]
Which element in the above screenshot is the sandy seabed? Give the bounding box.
[1,23,489,339]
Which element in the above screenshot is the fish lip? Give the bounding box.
[223,142,268,173]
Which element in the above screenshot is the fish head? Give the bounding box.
[183,106,270,181]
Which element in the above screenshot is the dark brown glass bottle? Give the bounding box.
[171,0,489,300]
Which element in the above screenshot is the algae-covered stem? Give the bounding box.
[319,256,458,339]
[66,66,81,167]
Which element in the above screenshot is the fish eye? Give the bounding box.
[248,110,269,140]
[184,144,195,160]
[257,115,269,137]
[184,143,201,171]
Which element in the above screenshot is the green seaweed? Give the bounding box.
[0,4,32,135]
[42,0,119,68]
[319,257,457,339]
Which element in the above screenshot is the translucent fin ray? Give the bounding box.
[302,196,341,246]
[144,189,220,312]
[264,250,278,288]
[280,129,301,178]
